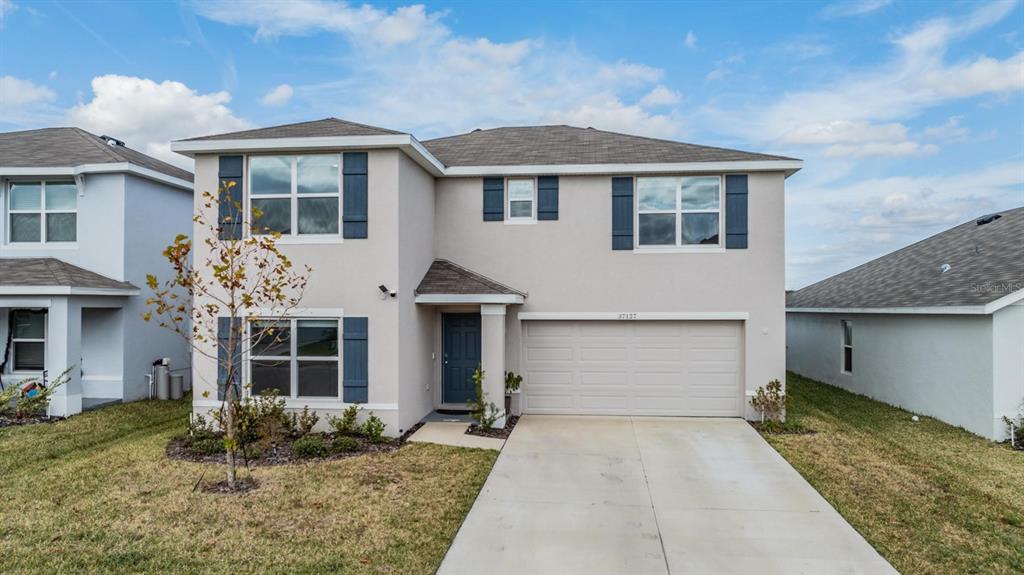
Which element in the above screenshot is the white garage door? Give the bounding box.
[522,320,743,417]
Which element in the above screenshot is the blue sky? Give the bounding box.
[1,0,1021,288]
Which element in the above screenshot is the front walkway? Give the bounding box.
[438,416,898,575]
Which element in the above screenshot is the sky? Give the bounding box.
[0,0,1021,289]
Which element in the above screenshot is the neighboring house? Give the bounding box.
[171,118,802,435]
[0,128,194,416]
[787,207,1024,440]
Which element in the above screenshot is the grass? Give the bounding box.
[0,399,497,574]
[763,372,1024,575]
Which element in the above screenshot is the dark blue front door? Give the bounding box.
[443,313,481,404]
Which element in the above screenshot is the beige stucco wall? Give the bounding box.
[993,302,1024,438]
[433,172,788,404]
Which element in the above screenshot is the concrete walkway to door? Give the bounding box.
[437,416,898,575]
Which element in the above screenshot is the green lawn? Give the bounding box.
[765,372,1024,575]
[0,400,497,574]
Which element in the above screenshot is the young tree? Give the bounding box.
[145,182,310,489]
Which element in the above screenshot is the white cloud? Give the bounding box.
[66,75,251,168]
[773,36,832,59]
[923,116,970,141]
[0,75,59,126]
[823,141,939,158]
[778,120,939,158]
[706,1,1023,154]
[261,83,294,106]
[639,85,682,107]
[685,31,697,49]
[705,53,744,81]
[820,0,892,19]
[48,70,57,81]
[198,2,683,139]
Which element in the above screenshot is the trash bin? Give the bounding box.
[154,365,170,400]
[170,374,184,400]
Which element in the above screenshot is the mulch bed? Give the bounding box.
[0,415,64,428]
[167,422,428,467]
[466,415,520,439]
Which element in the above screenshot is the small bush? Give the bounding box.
[190,436,226,455]
[187,413,218,442]
[361,413,387,443]
[293,406,320,436]
[292,434,329,458]
[330,435,361,454]
[1003,404,1024,449]
[750,379,786,423]
[504,371,522,394]
[327,403,361,436]
[468,365,501,431]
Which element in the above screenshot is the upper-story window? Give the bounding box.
[507,178,536,222]
[636,176,721,248]
[8,181,77,243]
[249,155,340,236]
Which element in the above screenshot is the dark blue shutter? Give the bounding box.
[343,152,368,238]
[483,177,504,221]
[217,317,241,400]
[537,176,559,220]
[725,175,748,249]
[218,156,243,240]
[343,317,368,403]
[612,176,634,250]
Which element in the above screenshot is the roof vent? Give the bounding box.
[976,213,1001,226]
[100,135,125,147]
[939,263,952,274]
[472,128,482,132]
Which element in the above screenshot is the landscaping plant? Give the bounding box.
[750,378,786,423]
[1002,401,1024,449]
[361,412,387,443]
[330,435,360,454]
[145,180,311,490]
[293,406,320,436]
[468,365,501,431]
[327,403,361,435]
[292,434,328,458]
[0,367,72,419]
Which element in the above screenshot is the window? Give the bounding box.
[249,155,340,236]
[841,320,853,374]
[506,178,536,221]
[11,310,46,372]
[249,318,340,398]
[636,176,721,248]
[8,181,77,243]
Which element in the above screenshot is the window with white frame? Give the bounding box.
[249,155,340,236]
[249,318,340,398]
[11,310,46,372]
[841,320,853,374]
[636,176,721,247]
[507,178,536,221]
[8,181,77,243]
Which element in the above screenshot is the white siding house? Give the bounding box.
[0,127,194,416]
[787,207,1024,440]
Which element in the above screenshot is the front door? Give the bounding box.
[443,313,481,405]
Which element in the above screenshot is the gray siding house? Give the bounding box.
[172,118,802,435]
[787,207,1024,440]
[0,128,194,416]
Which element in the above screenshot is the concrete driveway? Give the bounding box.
[438,416,898,575]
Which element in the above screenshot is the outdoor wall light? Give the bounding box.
[378,284,397,299]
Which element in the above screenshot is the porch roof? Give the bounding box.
[414,259,526,305]
[0,258,139,296]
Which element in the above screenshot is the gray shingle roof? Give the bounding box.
[787,207,1024,310]
[416,259,526,297]
[0,127,193,182]
[181,118,405,141]
[422,125,797,166]
[0,258,138,291]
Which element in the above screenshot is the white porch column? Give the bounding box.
[46,297,82,417]
[480,304,507,427]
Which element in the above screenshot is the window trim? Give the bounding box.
[505,176,537,224]
[6,180,79,245]
[633,175,724,252]
[245,316,342,400]
[246,154,343,239]
[841,320,853,375]
[10,309,47,374]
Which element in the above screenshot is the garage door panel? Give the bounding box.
[523,320,742,417]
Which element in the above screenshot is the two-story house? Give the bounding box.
[172,118,802,435]
[0,128,194,416]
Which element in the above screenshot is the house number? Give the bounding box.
[617,313,638,320]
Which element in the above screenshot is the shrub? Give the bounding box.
[327,403,361,436]
[187,413,218,442]
[330,435,361,454]
[190,436,226,455]
[361,413,387,443]
[468,365,501,430]
[5,368,71,419]
[292,434,329,458]
[504,371,522,394]
[1003,403,1024,449]
[223,390,293,448]
[293,406,320,436]
[750,379,786,423]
